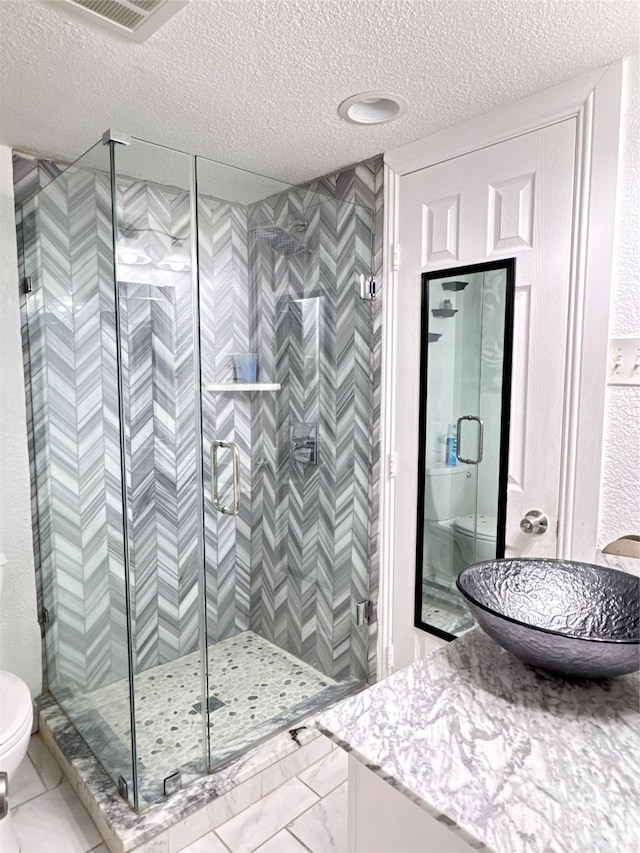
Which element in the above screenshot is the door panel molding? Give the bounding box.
[379,62,624,676]
[423,195,459,263]
[488,174,535,253]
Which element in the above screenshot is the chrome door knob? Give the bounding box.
[520,510,549,535]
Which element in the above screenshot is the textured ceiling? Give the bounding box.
[0,0,637,184]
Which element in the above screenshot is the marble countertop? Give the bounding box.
[317,628,640,853]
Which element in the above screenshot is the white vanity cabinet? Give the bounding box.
[347,756,476,853]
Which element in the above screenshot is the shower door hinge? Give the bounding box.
[22,276,33,294]
[163,771,182,797]
[356,600,373,626]
[392,243,400,272]
[39,607,49,628]
[117,775,128,801]
[359,274,377,301]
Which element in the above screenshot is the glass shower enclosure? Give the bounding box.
[17,134,375,810]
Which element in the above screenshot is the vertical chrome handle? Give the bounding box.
[211,440,241,515]
[456,415,484,465]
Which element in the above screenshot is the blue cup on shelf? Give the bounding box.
[234,353,258,383]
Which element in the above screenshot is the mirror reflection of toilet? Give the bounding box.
[423,465,497,581]
[453,513,497,567]
[0,554,34,853]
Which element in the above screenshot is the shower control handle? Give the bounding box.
[520,510,549,535]
[211,440,241,515]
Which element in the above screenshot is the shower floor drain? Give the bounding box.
[192,695,225,714]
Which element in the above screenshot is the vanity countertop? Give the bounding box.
[317,628,640,853]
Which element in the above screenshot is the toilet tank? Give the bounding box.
[424,464,473,521]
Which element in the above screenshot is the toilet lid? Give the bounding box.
[0,670,32,749]
[453,514,497,542]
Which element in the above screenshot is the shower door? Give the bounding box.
[414,260,514,640]
[196,157,374,768]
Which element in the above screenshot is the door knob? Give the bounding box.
[520,510,549,535]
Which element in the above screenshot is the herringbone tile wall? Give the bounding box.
[247,175,380,683]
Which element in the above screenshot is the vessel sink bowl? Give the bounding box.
[456,559,640,678]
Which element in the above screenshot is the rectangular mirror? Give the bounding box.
[415,260,515,640]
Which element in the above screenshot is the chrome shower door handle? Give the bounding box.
[211,440,241,515]
[456,415,484,465]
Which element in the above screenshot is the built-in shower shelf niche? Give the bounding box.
[441,280,468,292]
[204,382,282,392]
[428,333,442,343]
[431,308,457,318]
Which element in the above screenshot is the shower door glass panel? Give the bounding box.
[196,156,374,769]
[111,139,206,808]
[19,143,135,797]
[415,261,514,640]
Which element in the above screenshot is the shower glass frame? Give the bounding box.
[19,133,376,812]
[414,259,515,641]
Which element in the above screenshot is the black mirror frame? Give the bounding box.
[414,258,516,641]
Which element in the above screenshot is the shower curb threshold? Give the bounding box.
[35,692,342,853]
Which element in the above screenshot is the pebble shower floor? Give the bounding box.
[63,631,340,805]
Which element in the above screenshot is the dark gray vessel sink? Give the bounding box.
[456,559,640,678]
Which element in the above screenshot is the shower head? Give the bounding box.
[253,224,311,255]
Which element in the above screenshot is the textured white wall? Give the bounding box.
[0,144,42,697]
[598,56,640,547]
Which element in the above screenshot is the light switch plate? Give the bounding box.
[607,337,640,386]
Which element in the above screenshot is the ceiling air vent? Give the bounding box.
[61,0,188,42]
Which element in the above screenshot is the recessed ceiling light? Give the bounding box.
[338,92,408,125]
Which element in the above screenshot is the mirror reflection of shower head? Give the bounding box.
[253,220,310,255]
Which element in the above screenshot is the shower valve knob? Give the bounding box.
[520,510,549,535]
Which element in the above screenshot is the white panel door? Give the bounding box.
[393,119,576,657]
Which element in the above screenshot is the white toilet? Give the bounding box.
[423,465,497,579]
[453,513,498,568]
[0,555,34,853]
[423,464,474,584]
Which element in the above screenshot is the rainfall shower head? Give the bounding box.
[253,222,310,255]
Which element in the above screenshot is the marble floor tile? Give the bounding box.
[253,829,309,852]
[177,832,229,852]
[16,724,353,853]
[288,782,347,853]
[27,732,66,789]
[10,754,46,806]
[13,780,103,853]
[216,777,318,853]
[298,747,348,798]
